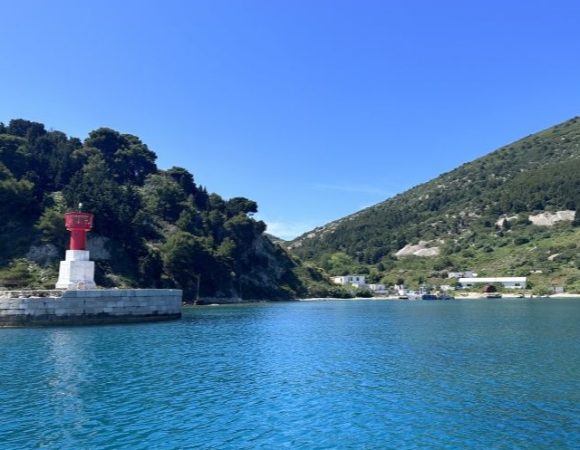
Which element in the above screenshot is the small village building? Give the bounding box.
[368,283,387,293]
[331,275,367,288]
[458,277,527,289]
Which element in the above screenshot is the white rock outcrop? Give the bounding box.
[528,210,575,227]
[395,241,440,258]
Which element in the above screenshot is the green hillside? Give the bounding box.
[288,117,580,294]
[0,119,319,301]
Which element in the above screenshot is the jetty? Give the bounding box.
[0,209,181,327]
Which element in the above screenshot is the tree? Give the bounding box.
[63,154,142,250]
[225,197,258,217]
[176,205,202,235]
[165,166,196,195]
[0,118,310,300]
[194,185,210,210]
[0,135,29,177]
[327,252,355,275]
[36,206,68,248]
[113,138,157,185]
[160,232,226,299]
[84,128,129,160]
[0,259,33,288]
[216,238,237,265]
[139,247,163,287]
[225,214,259,246]
[7,119,45,139]
[141,173,186,222]
[0,163,36,222]
[208,193,226,212]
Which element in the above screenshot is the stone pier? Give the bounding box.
[0,289,182,327]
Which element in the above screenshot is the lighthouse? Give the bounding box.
[2,205,182,326]
[55,208,96,289]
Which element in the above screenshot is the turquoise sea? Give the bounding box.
[1,299,579,449]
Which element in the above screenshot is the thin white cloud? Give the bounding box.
[264,221,316,241]
[313,183,393,196]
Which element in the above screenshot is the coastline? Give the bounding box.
[455,292,580,299]
[184,293,580,306]
[300,293,580,301]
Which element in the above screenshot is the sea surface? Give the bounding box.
[1,298,579,449]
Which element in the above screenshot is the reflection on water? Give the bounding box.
[0,299,579,449]
[45,330,90,445]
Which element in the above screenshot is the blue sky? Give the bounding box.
[1,0,579,239]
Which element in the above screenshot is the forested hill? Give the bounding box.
[0,119,315,301]
[288,117,580,293]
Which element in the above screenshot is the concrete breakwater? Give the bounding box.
[0,289,182,327]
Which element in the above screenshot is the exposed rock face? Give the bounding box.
[27,236,114,265]
[26,244,59,266]
[395,241,440,257]
[528,210,575,226]
[231,235,306,300]
[87,235,112,260]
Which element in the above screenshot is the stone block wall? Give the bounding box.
[0,289,182,327]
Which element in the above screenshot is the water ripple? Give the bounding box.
[0,299,579,449]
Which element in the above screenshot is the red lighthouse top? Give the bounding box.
[64,211,93,250]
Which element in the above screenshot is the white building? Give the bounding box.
[368,283,387,293]
[458,277,527,289]
[331,275,367,288]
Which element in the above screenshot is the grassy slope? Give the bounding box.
[287,117,580,293]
